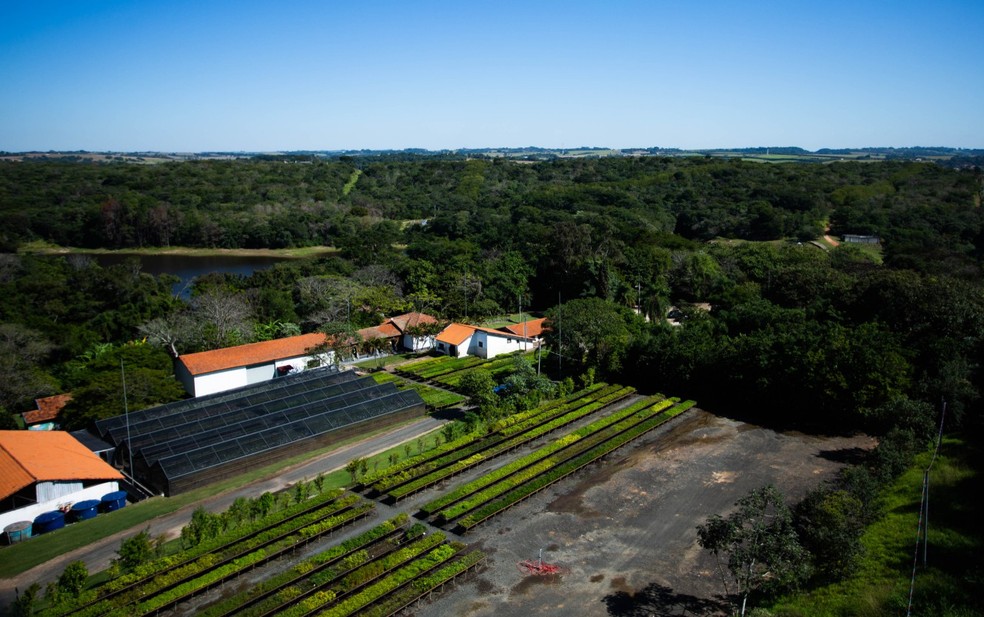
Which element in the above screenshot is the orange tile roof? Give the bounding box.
[358,322,401,340]
[436,323,476,346]
[0,431,123,501]
[502,318,548,338]
[178,333,328,376]
[388,312,438,332]
[22,394,73,425]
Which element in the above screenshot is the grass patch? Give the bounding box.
[341,169,362,196]
[350,352,419,370]
[0,417,440,579]
[17,242,340,259]
[768,437,983,617]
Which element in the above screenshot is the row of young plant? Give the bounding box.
[121,503,376,617]
[486,382,608,434]
[354,384,607,491]
[396,355,486,380]
[382,385,637,501]
[309,543,477,617]
[430,397,676,524]
[355,549,486,617]
[456,400,697,531]
[354,383,604,490]
[374,384,633,498]
[57,494,372,617]
[196,514,411,617]
[269,531,454,617]
[370,384,632,496]
[420,396,675,519]
[369,372,465,409]
[51,487,348,616]
[431,353,532,390]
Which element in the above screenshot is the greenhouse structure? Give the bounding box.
[93,366,425,495]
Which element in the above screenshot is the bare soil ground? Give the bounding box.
[414,409,874,617]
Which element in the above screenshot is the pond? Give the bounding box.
[86,253,294,298]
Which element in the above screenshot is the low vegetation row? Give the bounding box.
[430,353,537,390]
[395,355,487,380]
[367,384,635,499]
[456,400,696,531]
[41,486,367,617]
[368,371,465,409]
[353,383,612,490]
[383,385,637,502]
[198,514,412,617]
[420,395,675,518]
[202,524,484,617]
[122,502,374,617]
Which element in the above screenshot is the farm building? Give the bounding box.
[92,366,425,496]
[435,319,543,359]
[175,312,438,397]
[21,393,73,431]
[0,431,123,531]
[842,234,880,244]
[175,333,329,397]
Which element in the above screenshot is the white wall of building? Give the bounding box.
[186,353,332,397]
[472,331,537,359]
[436,337,471,358]
[401,334,434,352]
[192,367,249,397]
[0,480,120,532]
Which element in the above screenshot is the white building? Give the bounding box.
[175,313,440,398]
[435,318,544,359]
[0,431,123,531]
[175,333,329,397]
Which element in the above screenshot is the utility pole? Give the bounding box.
[121,359,131,476]
[557,291,562,377]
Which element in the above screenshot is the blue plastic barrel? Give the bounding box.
[70,500,101,522]
[33,510,66,534]
[101,490,128,512]
[3,521,32,544]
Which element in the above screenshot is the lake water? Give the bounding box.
[87,253,292,297]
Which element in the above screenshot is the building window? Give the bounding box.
[478,341,484,348]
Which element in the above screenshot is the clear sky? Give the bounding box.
[2,1,982,152]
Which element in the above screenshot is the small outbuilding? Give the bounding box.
[0,431,124,532]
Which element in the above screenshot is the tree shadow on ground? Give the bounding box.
[603,582,729,616]
[816,446,871,465]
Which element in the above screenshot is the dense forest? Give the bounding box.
[1,155,982,426]
[1,154,983,612]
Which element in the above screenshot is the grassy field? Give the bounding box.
[768,437,983,617]
[16,240,340,259]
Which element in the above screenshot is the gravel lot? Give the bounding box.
[413,408,875,617]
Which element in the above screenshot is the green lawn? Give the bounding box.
[768,437,983,617]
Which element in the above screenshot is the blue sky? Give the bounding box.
[2,1,982,152]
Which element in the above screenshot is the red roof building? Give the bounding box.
[175,313,439,397]
[0,431,124,530]
[21,394,73,429]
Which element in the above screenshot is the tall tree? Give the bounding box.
[544,297,640,376]
[696,485,809,617]
[0,323,57,411]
